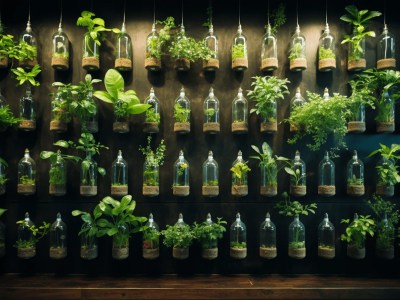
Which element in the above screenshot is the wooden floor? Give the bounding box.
[1,274,400,299]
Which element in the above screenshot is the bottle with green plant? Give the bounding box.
[341,213,375,259]
[203,87,220,133]
[0,90,22,132]
[232,87,248,133]
[173,87,191,133]
[318,2,336,72]
[376,24,396,70]
[283,150,307,197]
[143,213,160,260]
[289,25,307,71]
[111,150,128,197]
[259,212,277,259]
[15,212,50,259]
[143,87,161,133]
[49,212,68,260]
[0,20,13,68]
[51,14,70,70]
[140,136,166,197]
[18,16,38,69]
[231,23,248,71]
[289,87,305,132]
[275,192,317,259]
[49,82,76,132]
[169,25,191,71]
[346,150,365,196]
[202,151,219,197]
[230,150,251,197]
[17,149,36,196]
[0,157,8,196]
[318,213,335,259]
[202,3,219,71]
[0,208,6,257]
[193,213,226,260]
[230,212,247,259]
[161,213,195,260]
[114,18,132,71]
[318,151,336,197]
[173,150,189,197]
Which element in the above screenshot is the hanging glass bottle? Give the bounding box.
[376,157,395,197]
[347,28,366,72]
[18,84,36,131]
[376,90,395,133]
[81,87,98,133]
[16,212,36,259]
[288,215,306,259]
[347,213,366,259]
[261,24,278,71]
[322,88,331,101]
[143,152,160,197]
[145,23,162,71]
[318,213,335,259]
[50,88,68,133]
[203,87,220,133]
[112,224,129,260]
[260,142,277,197]
[19,18,38,69]
[199,213,221,260]
[347,81,366,133]
[173,87,191,134]
[289,25,307,71]
[0,217,4,258]
[174,25,190,71]
[377,24,396,70]
[232,24,248,71]
[203,24,219,71]
[51,18,69,70]
[318,151,335,197]
[231,87,248,133]
[0,157,7,196]
[143,87,160,133]
[259,212,277,259]
[230,212,247,259]
[82,32,99,70]
[80,152,98,197]
[346,150,364,196]
[80,220,98,260]
[17,148,36,195]
[318,23,336,71]
[202,151,219,197]
[172,213,190,260]
[290,150,306,197]
[231,150,250,197]
[173,150,189,196]
[111,150,128,197]
[376,213,394,260]
[143,213,160,260]
[289,87,305,132]
[49,212,67,259]
[115,21,133,71]
[113,99,130,133]
[49,150,66,196]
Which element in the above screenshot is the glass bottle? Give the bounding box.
[173,150,189,196]
[290,150,306,197]
[80,221,98,260]
[376,91,395,133]
[173,87,191,133]
[347,213,365,259]
[174,25,190,71]
[19,84,36,131]
[231,150,249,197]
[17,212,36,259]
[0,218,5,258]
[0,157,7,196]
[346,150,364,196]
[203,24,219,71]
[143,213,160,260]
[145,23,161,71]
[318,151,335,197]
[289,87,306,132]
[289,25,307,71]
[113,99,130,133]
[288,215,306,259]
[112,224,129,260]
[81,88,98,133]
[49,212,67,259]
[202,151,219,197]
[348,81,366,133]
[318,213,335,259]
[143,87,160,133]
[203,87,220,133]
[231,24,248,71]
[172,213,190,259]
[377,24,396,70]
[231,87,248,133]
[318,23,336,71]
[260,143,277,197]
[230,212,247,259]
[376,213,394,260]
[111,150,128,197]
[50,88,68,133]
[322,87,330,101]
[17,148,36,195]
[115,22,132,71]
[200,213,220,260]
[80,153,98,197]
[51,21,69,70]
[376,157,395,197]
[261,24,278,71]
[19,19,38,69]
[259,212,277,259]
[143,152,160,197]
[49,150,66,196]
[82,32,99,70]
[348,28,366,71]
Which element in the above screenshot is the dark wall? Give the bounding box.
[0,0,399,275]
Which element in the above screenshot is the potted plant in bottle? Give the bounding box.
[193,213,226,260]
[202,4,219,71]
[247,76,289,133]
[142,213,160,260]
[0,27,15,68]
[49,82,76,132]
[230,151,251,197]
[0,103,22,132]
[94,69,150,133]
[0,157,7,195]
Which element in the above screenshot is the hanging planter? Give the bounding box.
[231,25,248,71]
[202,151,219,197]
[289,88,305,133]
[377,24,396,70]
[318,24,336,71]
[17,149,36,196]
[49,213,68,259]
[259,213,277,259]
[172,150,190,197]
[231,87,248,133]
[0,158,8,196]
[143,88,160,133]
[346,150,365,196]
[289,25,307,72]
[202,4,219,71]
[173,87,191,134]
[111,150,128,197]
[229,213,247,259]
[0,91,21,133]
[71,210,99,260]
[284,151,307,197]
[51,4,69,70]
[203,87,220,134]
[143,214,160,260]
[145,24,162,71]
[230,151,250,197]
[115,4,132,71]
[49,82,74,133]
[318,152,336,197]
[18,14,38,70]
[318,214,335,259]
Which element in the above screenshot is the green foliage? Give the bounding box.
[161,222,195,248]
[288,42,304,61]
[50,82,77,123]
[145,108,160,123]
[11,64,41,86]
[230,241,246,249]
[174,103,190,123]
[275,192,317,217]
[368,144,400,186]
[204,108,215,122]
[319,47,336,60]
[169,35,213,62]
[232,44,245,60]
[289,241,305,249]
[143,227,160,249]
[230,161,251,186]
[71,208,101,246]
[267,3,286,35]
[348,75,376,121]
[341,214,375,249]
[0,105,22,129]
[177,162,188,178]
[139,136,166,168]
[19,175,35,185]
[0,30,36,63]
[347,175,363,186]
[0,33,15,58]
[14,220,50,248]
[0,208,6,218]
[147,17,176,59]
[193,217,227,250]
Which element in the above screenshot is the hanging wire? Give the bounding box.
[28,0,31,22]
[153,0,156,24]
[296,0,299,27]
[267,0,270,25]
[181,0,184,26]
[59,0,63,27]
[325,0,328,25]
[238,0,241,26]
[383,0,386,25]
[209,0,212,25]
[123,0,126,24]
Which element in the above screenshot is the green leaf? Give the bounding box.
[102,196,120,208]
[127,103,151,115]
[40,151,55,160]
[94,91,114,104]
[98,167,106,176]
[54,140,70,148]
[104,69,124,99]
[107,227,118,236]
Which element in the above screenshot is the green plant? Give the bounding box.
[71,208,101,249]
[267,3,286,35]
[319,47,336,60]
[288,42,304,61]
[204,108,215,122]
[14,220,50,248]
[340,5,381,61]
[193,217,226,250]
[347,175,364,186]
[169,35,213,62]
[368,144,400,186]
[206,180,218,186]
[0,33,15,59]
[140,136,166,186]
[94,69,150,119]
[0,208,6,217]
[19,175,35,185]
[230,161,251,186]
[0,105,22,129]
[11,64,41,86]
[161,221,195,249]
[50,82,77,123]
[145,108,160,123]
[232,44,245,60]
[341,214,375,249]
[147,17,176,59]
[230,241,246,249]
[174,103,190,123]
[247,76,289,122]
[348,75,376,122]
[143,227,160,249]
[0,29,36,64]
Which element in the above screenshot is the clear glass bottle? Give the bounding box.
[0,218,5,258]
[318,213,335,259]
[231,24,248,71]
[259,212,277,259]
[50,88,69,133]
[231,87,248,133]
[203,87,220,133]
[17,212,36,259]
[174,25,190,71]
[17,148,36,195]
[202,151,219,197]
[260,143,277,197]
[111,150,128,197]
[49,150,66,196]
[377,24,396,70]
[200,213,220,260]
[261,24,278,71]
[346,150,365,196]
[113,99,130,133]
[173,87,191,133]
[376,213,394,260]
[376,157,395,197]
[145,23,161,71]
[19,84,36,131]
[203,24,219,71]
[143,87,160,133]
[348,81,366,133]
[348,28,366,71]
[115,22,132,71]
[82,33,99,70]
[289,87,306,132]
[172,213,190,259]
[376,91,395,133]
[143,213,160,260]
[288,215,306,259]
[49,212,67,259]
[230,212,247,259]
[318,23,336,71]
[143,152,160,197]
[322,87,331,101]
[289,25,307,71]
[81,88,98,133]
[19,19,38,69]
[318,151,335,197]
[290,150,306,197]
[51,21,69,70]
[231,150,249,197]
[173,150,189,196]
[80,153,98,197]
[347,213,365,259]
[112,224,129,260]
[80,221,98,260]
[0,156,7,196]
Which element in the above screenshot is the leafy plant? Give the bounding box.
[174,103,190,123]
[193,216,226,250]
[0,30,36,64]
[145,108,160,123]
[230,161,251,186]
[169,35,213,62]
[0,105,22,129]
[232,44,245,60]
[0,208,6,217]
[347,175,363,186]
[230,241,246,249]
[140,136,166,186]
[147,17,176,59]
[50,82,77,123]
[143,227,160,249]
[319,47,336,60]
[19,175,35,185]
[267,3,286,35]
[0,33,15,59]
[341,214,375,249]
[275,192,317,217]
[288,42,304,61]
[368,144,400,186]
[161,221,195,249]
[71,208,101,249]
[204,108,215,122]
[14,219,50,248]
[11,64,41,86]
[348,74,376,122]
